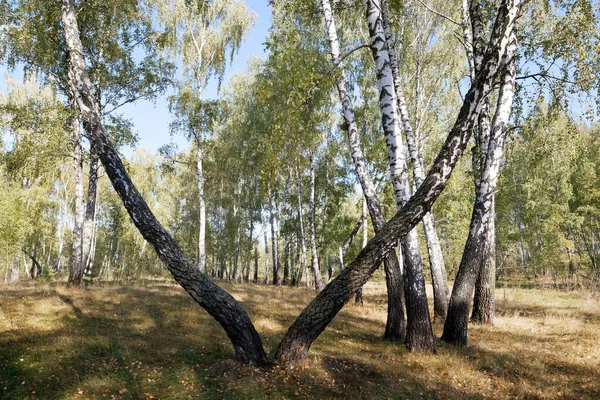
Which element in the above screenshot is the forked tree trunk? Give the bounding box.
[365,0,434,352]
[320,0,406,340]
[60,0,268,365]
[380,0,449,322]
[443,23,518,344]
[275,0,517,364]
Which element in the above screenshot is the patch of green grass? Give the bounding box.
[1,280,599,399]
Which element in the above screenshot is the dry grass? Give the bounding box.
[1,278,599,399]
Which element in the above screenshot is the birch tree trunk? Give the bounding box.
[253,237,259,284]
[355,198,368,305]
[82,153,99,272]
[471,34,517,324]
[443,23,518,344]
[68,105,85,287]
[269,189,281,285]
[380,0,449,322]
[296,168,309,288]
[274,0,517,364]
[308,158,325,291]
[366,0,434,352]
[60,0,268,365]
[196,134,207,274]
[320,0,406,340]
[263,215,269,284]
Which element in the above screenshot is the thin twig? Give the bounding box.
[415,0,461,27]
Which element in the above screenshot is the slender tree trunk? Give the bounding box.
[443,24,518,343]
[253,238,259,284]
[338,217,363,272]
[263,216,270,284]
[270,188,281,285]
[355,198,368,305]
[321,0,405,339]
[296,168,309,288]
[284,236,290,285]
[60,0,267,365]
[380,0,449,322]
[308,158,324,291]
[82,153,99,272]
[366,0,433,352]
[68,105,85,287]
[196,134,207,274]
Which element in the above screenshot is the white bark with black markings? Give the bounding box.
[365,0,434,352]
[380,0,449,322]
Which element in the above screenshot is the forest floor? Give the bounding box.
[1,278,599,400]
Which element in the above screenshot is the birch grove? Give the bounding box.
[1,0,599,372]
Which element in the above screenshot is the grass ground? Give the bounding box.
[1,279,599,399]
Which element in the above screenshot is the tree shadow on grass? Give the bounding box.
[1,283,599,399]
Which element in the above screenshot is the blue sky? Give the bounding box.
[0,1,272,155]
[120,1,272,155]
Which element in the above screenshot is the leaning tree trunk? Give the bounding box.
[366,0,434,352]
[443,24,518,345]
[60,0,268,365]
[68,102,85,287]
[308,158,325,291]
[380,0,449,322]
[321,0,406,340]
[274,0,517,364]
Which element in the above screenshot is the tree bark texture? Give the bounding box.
[60,0,268,365]
[274,0,517,364]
